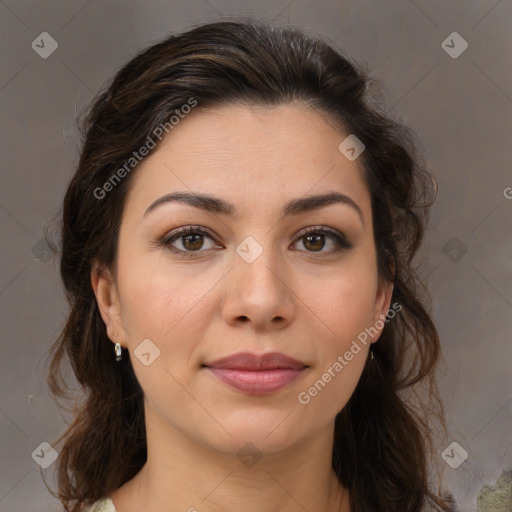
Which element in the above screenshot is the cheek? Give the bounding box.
[119,275,176,338]
[304,260,377,348]
[116,253,221,364]
[294,255,377,414]
[116,249,187,331]
[115,264,212,411]
[297,355,366,424]
[295,273,375,417]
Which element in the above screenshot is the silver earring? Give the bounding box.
[115,342,122,361]
[370,347,374,360]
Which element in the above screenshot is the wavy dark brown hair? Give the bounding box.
[43,18,455,512]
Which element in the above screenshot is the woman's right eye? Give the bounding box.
[158,226,221,258]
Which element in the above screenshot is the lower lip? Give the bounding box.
[206,367,306,395]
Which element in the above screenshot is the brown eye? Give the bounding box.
[181,233,204,251]
[157,225,353,259]
[293,226,353,255]
[159,226,220,258]
[303,233,326,252]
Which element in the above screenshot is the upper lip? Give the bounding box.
[203,351,308,370]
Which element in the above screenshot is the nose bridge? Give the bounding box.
[234,230,285,296]
[222,229,295,329]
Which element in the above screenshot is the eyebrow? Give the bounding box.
[143,191,364,226]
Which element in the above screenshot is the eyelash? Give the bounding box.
[155,225,354,259]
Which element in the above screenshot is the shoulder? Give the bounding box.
[82,498,117,512]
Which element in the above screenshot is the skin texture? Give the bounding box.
[91,103,394,512]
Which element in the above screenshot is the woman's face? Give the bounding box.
[93,103,393,458]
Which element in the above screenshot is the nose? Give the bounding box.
[221,243,296,333]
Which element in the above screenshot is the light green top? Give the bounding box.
[85,498,117,512]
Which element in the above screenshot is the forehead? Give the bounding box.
[125,103,370,220]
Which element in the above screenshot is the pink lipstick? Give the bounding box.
[203,351,308,395]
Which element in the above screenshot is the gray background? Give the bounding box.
[0,1,511,511]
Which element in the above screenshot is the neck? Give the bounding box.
[111,402,349,512]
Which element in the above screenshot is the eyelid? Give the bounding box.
[291,226,354,255]
[165,224,218,241]
[156,224,353,256]
[293,225,353,248]
[157,225,221,253]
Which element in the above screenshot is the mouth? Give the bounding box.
[202,351,309,395]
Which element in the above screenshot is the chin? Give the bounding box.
[196,412,311,458]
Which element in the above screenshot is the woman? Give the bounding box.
[44,18,455,512]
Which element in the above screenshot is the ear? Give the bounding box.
[90,262,126,345]
[370,273,395,344]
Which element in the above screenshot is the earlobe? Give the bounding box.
[90,263,125,343]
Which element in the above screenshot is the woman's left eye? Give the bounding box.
[156,225,353,258]
[292,226,354,254]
